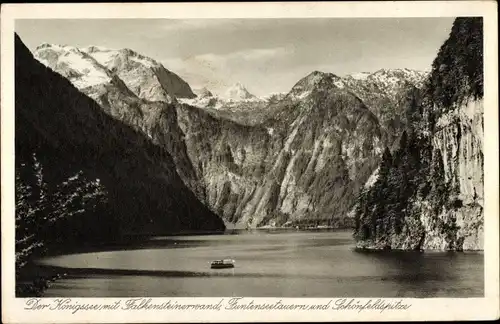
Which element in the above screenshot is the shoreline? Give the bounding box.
[354,241,485,253]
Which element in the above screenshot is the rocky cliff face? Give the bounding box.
[424,99,483,250]
[32,41,427,229]
[16,35,224,238]
[354,17,484,250]
[176,70,425,228]
[177,71,384,227]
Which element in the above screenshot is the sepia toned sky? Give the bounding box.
[16,18,455,97]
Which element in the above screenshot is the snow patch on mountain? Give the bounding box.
[60,51,112,88]
[180,84,271,111]
[35,45,112,89]
[333,80,345,89]
[345,68,428,96]
[290,90,311,101]
[349,72,371,80]
[289,71,345,98]
[364,167,380,189]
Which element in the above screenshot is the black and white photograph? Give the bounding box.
[1,2,499,323]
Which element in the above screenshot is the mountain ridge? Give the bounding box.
[30,41,438,230]
[35,43,196,103]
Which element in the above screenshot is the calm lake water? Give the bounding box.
[37,230,484,297]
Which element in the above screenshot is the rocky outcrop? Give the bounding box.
[355,98,483,251]
[354,17,484,250]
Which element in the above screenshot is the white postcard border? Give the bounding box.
[1,2,499,323]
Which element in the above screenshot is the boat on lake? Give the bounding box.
[210,259,235,269]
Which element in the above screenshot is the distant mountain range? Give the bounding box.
[31,42,426,230]
[185,69,427,112]
[16,17,483,251]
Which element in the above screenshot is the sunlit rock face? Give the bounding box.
[432,99,484,207]
[422,98,484,250]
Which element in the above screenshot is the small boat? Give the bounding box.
[210,259,235,269]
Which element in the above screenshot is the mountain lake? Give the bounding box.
[36,230,484,297]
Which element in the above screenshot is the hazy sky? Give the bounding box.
[16,18,455,97]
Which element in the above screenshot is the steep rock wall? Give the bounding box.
[423,99,483,249]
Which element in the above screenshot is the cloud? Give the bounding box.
[161,56,230,92]
[233,47,291,61]
[161,46,294,94]
[191,46,292,64]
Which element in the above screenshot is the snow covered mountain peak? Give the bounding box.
[180,84,265,110]
[371,68,428,82]
[35,44,113,90]
[342,68,428,98]
[299,71,340,85]
[33,42,196,102]
[223,83,258,101]
[346,68,428,88]
[285,68,428,103]
[289,71,345,100]
[79,46,161,70]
